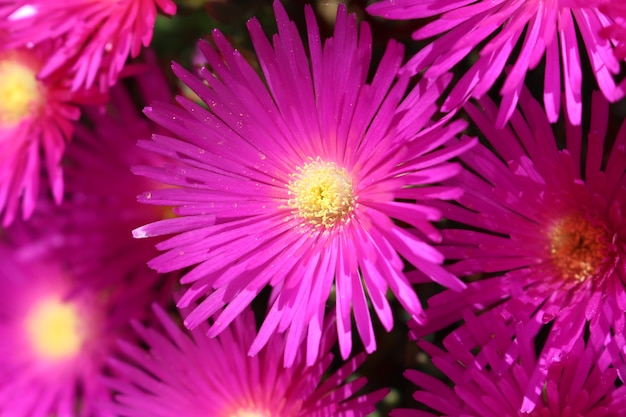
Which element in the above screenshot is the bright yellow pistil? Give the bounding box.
[25,298,82,361]
[549,215,608,281]
[288,158,355,228]
[0,59,41,126]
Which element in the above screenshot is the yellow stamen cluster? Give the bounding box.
[549,215,608,281]
[25,298,82,361]
[0,58,41,126]
[287,158,355,228]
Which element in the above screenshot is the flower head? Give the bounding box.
[0,66,174,416]
[133,0,473,365]
[0,230,159,417]
[0,45,98,226]
[107,305,387,417]
[413,89,626,408]
[1,0,176,91]
[393,310,626,416]
[367,0,625,126]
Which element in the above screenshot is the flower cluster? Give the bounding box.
[1,0,625,416]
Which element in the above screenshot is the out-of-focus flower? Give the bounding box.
[0,229,160,417]
[0,45,98,226]
[46,52,175,288]
[0,0,176,91]
[0,63,174,417]
[392,310,626,416]
[132,0,474,365]
[107,305,388,417]
[412,89,626,409]
[367,0,625,126]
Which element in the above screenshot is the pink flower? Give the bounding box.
[37,59,174,290]
[107,305,387,417]
[0,45,100,226]
[132,0,474,366]
[0,228,160,417]
[393,310,626,416]
[412,89,626,409]
[0,67,174,417]
[367,0,625,126]
[1,0,176,91]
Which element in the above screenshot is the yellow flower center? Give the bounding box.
[25,297,83,361]
[230,411,271,417]
[549,215,608,281]
[0,58,41,126]
[287,158,355,228]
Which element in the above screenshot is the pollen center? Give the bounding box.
[0,59,41,126]
[230,411,272,417]
[549,215,608,281]
[288,158,355,228]
[25,298,82,361]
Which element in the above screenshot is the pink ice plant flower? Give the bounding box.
[367,0,626,126]
[0,44,102,226]
[107,305,388,417]
[0,227,161,417]
[0,68,175,416]
[132,1,474,366]
[392,309,626,416]
[0,0,176,91]
[410,89,626,409]
[31,62,175,290]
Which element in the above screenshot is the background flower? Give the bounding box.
[410,89,626,408]
[108,305,387,417]
[393,309,626,416]
[367,0,625,126]
[0,225,160,417]
[133,0,474,366]
[0,0,176,91]
[0,44,101,226]
[0,67,174,416]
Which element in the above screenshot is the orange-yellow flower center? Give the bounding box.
[0,59,41,126]
[25,298,83,361]
[549,215,608,281]
[287,158,355,228]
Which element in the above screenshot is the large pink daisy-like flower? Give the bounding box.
[411,89,626,408]
[1,0,176,91]
[133,1,474,365]
[0,45,100,226]
[393,310,626,416]
[367,0,625,126]
[107,305,387,417]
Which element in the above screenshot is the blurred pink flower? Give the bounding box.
[107,305,387,417]
[0,65,174,417]
[0,45,100,226]
[0,228,160,417]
